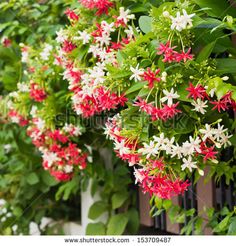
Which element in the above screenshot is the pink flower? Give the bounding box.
[62,40,77,53]
[142,68,161,88]
[186,82,207,100]
[65,8,79,21]
[30,83,47,102]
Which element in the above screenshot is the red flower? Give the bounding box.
[175,48,193,62]
[157,41,173,55]
[2,38,11,47]
[133,97,154,115]
[142,68,161,88]
[62,40,77,53]
[210,100,229,112]
[186,82,207,100]
[30,83,47,102]
[160,102,181,120]
[201,145,218,162]
[79,0,113,16]
[65,8,79,21]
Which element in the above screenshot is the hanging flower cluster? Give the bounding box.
[6,42,88,181]
[55,5,136,117]
[27,119,87,181]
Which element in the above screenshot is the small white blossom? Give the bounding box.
[114,140,130,156]
[181,156,197,172]
[160,88,180,106]
[191,99,208,114]
[138,141,159,158]
[199,124,215,141]
[74,30,91,44]
[117,7,135,25]
[129,64,144,82]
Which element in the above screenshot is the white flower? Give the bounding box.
[101,21,115,34]
[219,132,232,148]
[161,72,167,82]
[35,118,45,131]
[117,7,135,25]
[30,106,38,117]
[191,99,208,114]
[56,28,67,43]
[209,88,216,97]
[21,51,28,63]
[42,152,60,167]
[199,124,214,141]
[181,156,197,172]
[181,9,195,28]
[134,168,145,184]
[4,144,12,153]
[213,123,227,141]
[171,143,183,159]
[153,133,166,149]
[95,34,111,46]
[138,141,159,158]
[114,140,130,156]
[64,165,73,173]
[17,82,29,92]
[129,64,144,82]
[160,88,179,106]
[170,9,195,32]
[75,30,90,45]
[188,136,201,153]
[125,26,135,38]
[165,137,175,154]
[40,44,53,61]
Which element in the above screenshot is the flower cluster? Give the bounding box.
[79,0,113,16]
[27,120,87,181]
[104,115,190,199]
[56,6,136,117]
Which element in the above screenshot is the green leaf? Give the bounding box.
[213,215,231,232]
[196,41,215,62]
[111,191,129,209]
[26,172,39,185]
[88,201,108,220]
[152,209,164,217]
[192,0,236,17]
[163,199,172,210]
[216,58,236,74]
[13,206,23,217]
[125,82,146,95]
[41,171,58,186]
[138,16,152,34]
[126,208,139,234]
[86,222,106,235]
[228,217,236,235]
[107,214,128,235]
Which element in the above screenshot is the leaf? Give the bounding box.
[213,215,231,232]
[152,209,164,217]
[196,41,215,62]
[13,207,23,217]
[41,171,58,186]
[138,16,152,34]
[26,172,39,185]
[88,201,108,220]
[228,217,236,235]
[192,0,236,18]
[163,199,172,210]
[86,222,106,235]
[125,82,146,95]
[126,208,139,234]
[216,58,236,74]
[107,214,128,235]
[111,191,129,209]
